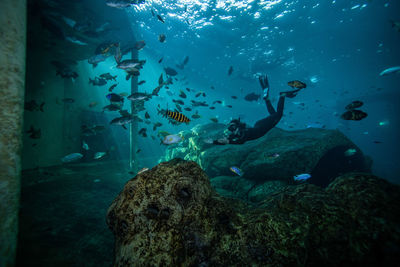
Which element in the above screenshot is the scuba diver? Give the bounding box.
[208,75,303,145]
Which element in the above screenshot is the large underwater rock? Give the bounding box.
[107,159,400,266]
[161,124,372,187]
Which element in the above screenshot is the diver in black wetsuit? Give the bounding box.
[210,75,302,145]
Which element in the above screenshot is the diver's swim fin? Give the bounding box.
[280,89,301,98]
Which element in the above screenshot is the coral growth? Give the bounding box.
[107,159,400,266]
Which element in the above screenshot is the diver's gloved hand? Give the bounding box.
[259,74,270,99]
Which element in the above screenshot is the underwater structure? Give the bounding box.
[161,124,371,187]
[0,0,399,266]
[0,0,27,266]
[107,159,400,266]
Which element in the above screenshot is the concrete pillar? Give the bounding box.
[0,0,27,266]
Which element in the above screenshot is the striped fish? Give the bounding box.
[166,110,190,123]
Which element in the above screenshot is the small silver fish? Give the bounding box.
[162,134,184,145]
[379,66,400,76]
[61,153,83,163]
[94,152,107,160]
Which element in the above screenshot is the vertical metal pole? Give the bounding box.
[129,49,139,171]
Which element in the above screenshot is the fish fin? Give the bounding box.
[40,102,45,112]
[122,125,127,130]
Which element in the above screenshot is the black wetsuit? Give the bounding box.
[213,74,301,145]
[221,96,285,144]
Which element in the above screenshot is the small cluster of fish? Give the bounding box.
[340,100,368,121]
[61,151,108,163]
[229,165,311,182]
[105,0,145,9]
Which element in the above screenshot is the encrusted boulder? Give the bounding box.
[161,125,371,187]
[107,159,400,266]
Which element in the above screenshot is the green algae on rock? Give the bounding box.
[107,160,400,266]
[161,125,371,187]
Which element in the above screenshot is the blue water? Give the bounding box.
[17,1,400,265]
[114,0,400,183]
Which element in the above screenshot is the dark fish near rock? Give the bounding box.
[231,96,237,99]
[114,43,122,63]
[152,85,163,96]
[158,57,163,63]
[158,73,164,85]
[128,92,152,102]
[117,59,143,70]
[26,125,41,139]
[340,110,368,121]
[191,100,208,107]
[125,68,140,80]
[158,34,166,43]
[88,54,107,68]
[195,92,201,98]
[103,104,122,112]
[191,111,201,119]
[89,77,107,86]
[244,93,261,102]
[210,117,218,123]
[173,99,184,105]
[164,67,178,76]
[107,93,124,103]
[179,90,187,98]
[100,73,117,81]
[25,100,45,112]
[108,83,118,92]
[228,66,233,76]
[138,128,147,137]
[153,122,162,131]
[345,101,363,110]
[110,116,135,130]
[175,104,182,113]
